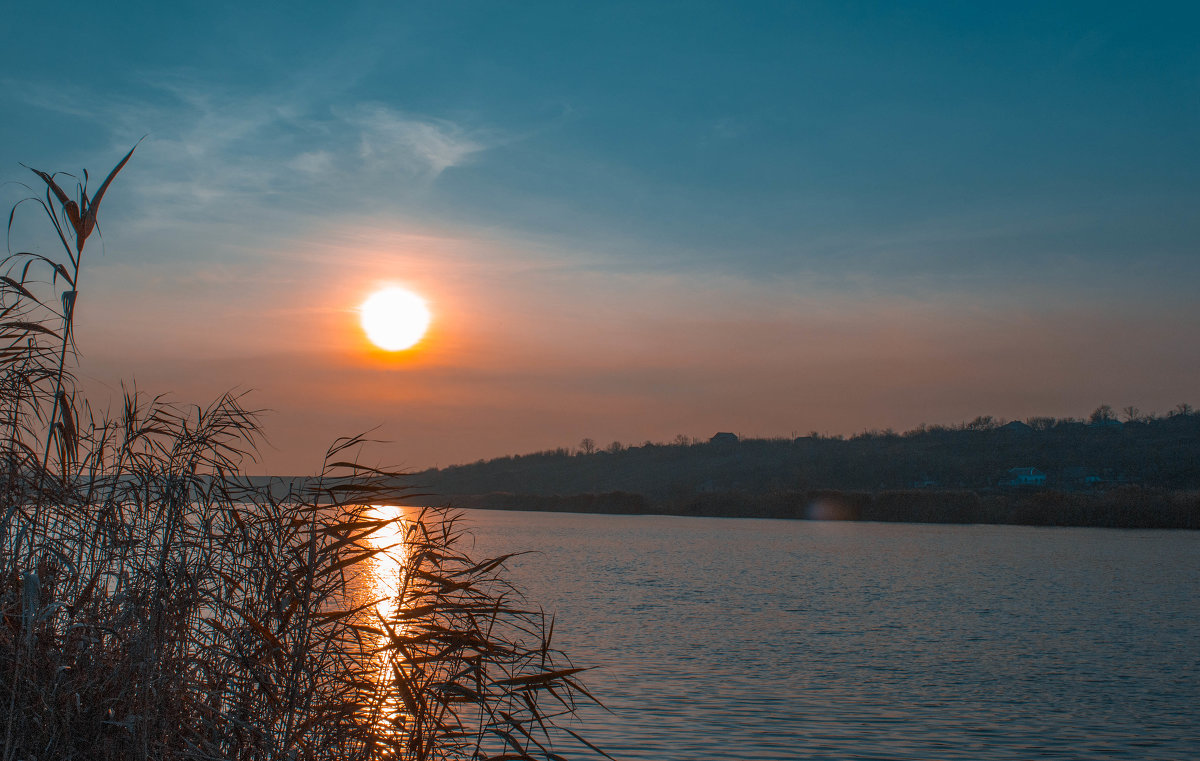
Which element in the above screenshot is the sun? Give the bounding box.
[360,287,432,351]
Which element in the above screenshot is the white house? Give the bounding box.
[1004,467,1047,487]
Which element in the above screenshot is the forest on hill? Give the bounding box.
[405,407,1200,528]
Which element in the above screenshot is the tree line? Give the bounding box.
[408,407,1200,527]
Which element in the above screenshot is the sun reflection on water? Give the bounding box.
[363,503,410,620]
[361,503,412,745]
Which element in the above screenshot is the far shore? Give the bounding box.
[237,476,1200,529]
[400,487,1200,530]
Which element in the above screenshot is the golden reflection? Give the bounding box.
[363,503,410,619]
[362,503,412,744]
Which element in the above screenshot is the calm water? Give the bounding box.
[447,510,1199,761]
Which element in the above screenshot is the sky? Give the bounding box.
[2,1,1198,473]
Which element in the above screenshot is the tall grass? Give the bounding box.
[0,151,600,760]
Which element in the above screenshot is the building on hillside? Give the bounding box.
[1004,467,1047,487]
[709,432,739,445]
[1000,420,1033,434]
[1062,466,1101,489]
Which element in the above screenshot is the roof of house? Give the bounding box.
[1007,467,1045,476]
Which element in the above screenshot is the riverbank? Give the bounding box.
[422,486,1200,529]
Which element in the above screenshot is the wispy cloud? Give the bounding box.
[348,104,484,177]
[6,76,491,228]
[289,150,335,175]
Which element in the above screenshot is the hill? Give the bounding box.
[403,409,1200,528]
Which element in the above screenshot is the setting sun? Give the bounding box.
[360,286,431,351]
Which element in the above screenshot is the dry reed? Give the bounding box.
[0,150,601,760]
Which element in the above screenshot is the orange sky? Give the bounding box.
[66,217,1199,475]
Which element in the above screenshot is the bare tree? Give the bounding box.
[578,437,596,455]
[965,415,996,431]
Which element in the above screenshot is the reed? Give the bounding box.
[0,151,599,760]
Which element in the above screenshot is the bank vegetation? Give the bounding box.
[0,152,599,760]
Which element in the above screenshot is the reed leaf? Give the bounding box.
[0,152,600,761]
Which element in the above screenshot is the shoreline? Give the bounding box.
[412,486,1200,530]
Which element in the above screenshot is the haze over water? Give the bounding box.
[433,510,1200,760]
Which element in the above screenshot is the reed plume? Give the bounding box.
[0,150,600,760]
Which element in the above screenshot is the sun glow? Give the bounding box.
[360,287,431,351]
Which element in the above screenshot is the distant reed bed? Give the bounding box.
[0,150,599,760]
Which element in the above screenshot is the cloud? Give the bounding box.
[289,150,335,175]
[6,76,490,228]
[349,104,484,177]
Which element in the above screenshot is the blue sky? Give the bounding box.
[2,2,1198,471]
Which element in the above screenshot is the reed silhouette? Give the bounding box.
[0,150,600,760]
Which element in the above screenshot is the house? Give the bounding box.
[1062,466,1102,488]
[1062,466,1129,489]
[1000,420,1033,434]
[709,432,739,445]
[1004,467,1047,487]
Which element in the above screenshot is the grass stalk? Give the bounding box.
[0,152,601,760]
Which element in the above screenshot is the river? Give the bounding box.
[438,510,1200,760]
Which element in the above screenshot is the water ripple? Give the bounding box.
[460,513,1200,760]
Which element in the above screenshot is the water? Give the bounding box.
[447,510,1199,760]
